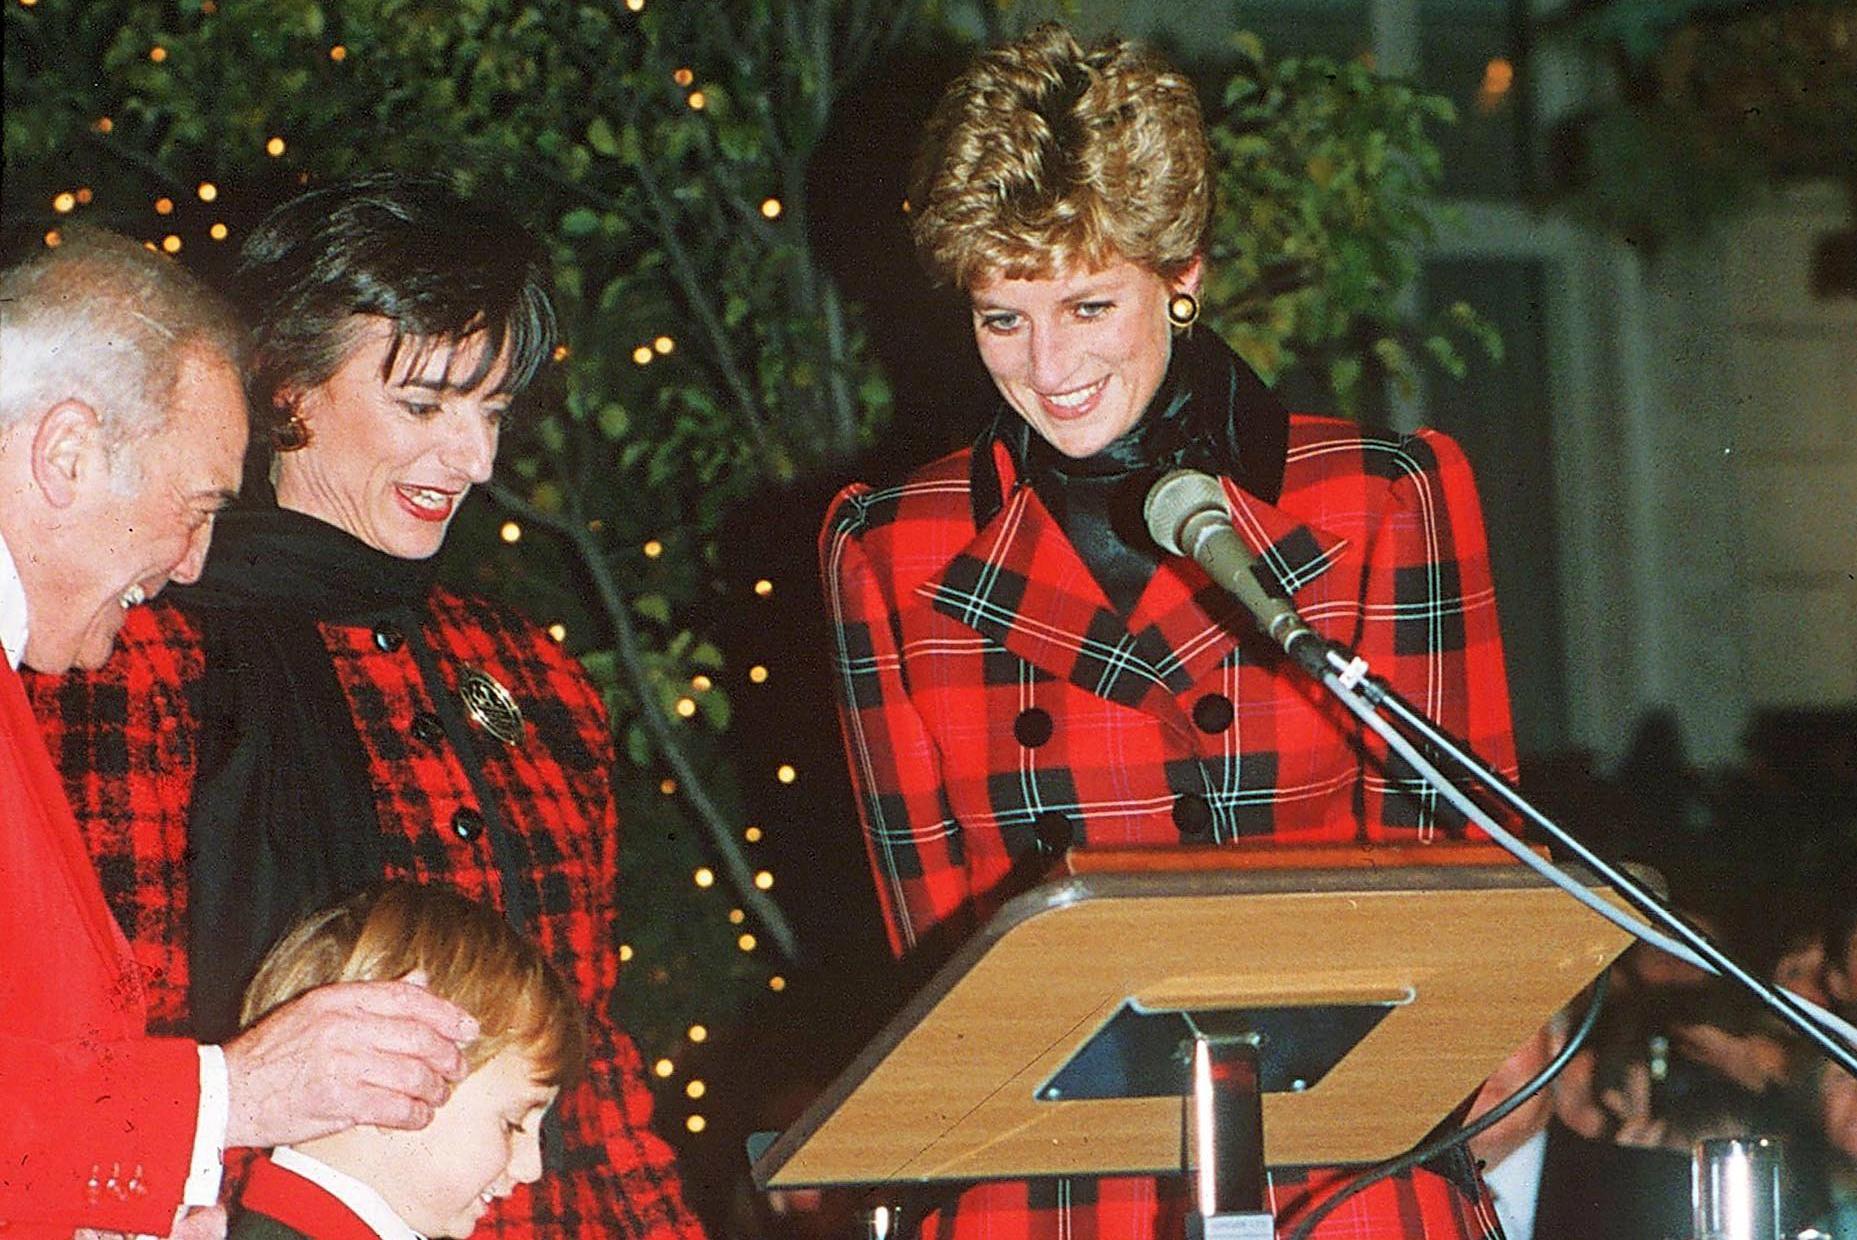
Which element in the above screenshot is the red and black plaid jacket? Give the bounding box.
[26,587,702,1240]
[819,415,1518,1239]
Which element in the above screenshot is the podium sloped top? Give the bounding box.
[754,844,1635,1189]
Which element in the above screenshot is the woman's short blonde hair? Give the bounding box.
[241,882,587,1089]
[909,23,1210,289]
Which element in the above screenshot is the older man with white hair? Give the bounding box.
[1,230,478,1240]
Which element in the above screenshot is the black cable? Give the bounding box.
[1281,969,1612,1240]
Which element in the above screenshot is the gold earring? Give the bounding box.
[1167,291,1200,330]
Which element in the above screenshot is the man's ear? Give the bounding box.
[29,400,104,509]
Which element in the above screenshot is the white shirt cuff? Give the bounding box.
[183,1043,230,1207]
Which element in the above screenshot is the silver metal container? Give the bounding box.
[1692,1136,1785,1240]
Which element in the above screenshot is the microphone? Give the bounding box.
[1143,469,1331,675]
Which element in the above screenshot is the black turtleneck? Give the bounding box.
[986,327,1289,617]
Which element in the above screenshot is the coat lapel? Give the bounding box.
[1130,475,1352,684]
[920,485,1184,721]
[919,466,1348,732]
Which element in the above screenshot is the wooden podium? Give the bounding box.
[751,842,1637,1193]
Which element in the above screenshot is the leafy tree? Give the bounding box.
[1543,0,1856,248]
[1202,33,1501,413]
[5,0,921,1081]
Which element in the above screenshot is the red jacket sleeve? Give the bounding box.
[820,483,975,957]
[1347,427,1518,838]
[2,659,203,1235]
[0,1034,202,1235]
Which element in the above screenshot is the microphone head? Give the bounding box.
[1143,468,1227,555]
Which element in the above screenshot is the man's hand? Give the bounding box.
[74,1205,225,1240]
[167,1207,227,1240]
[1671,1024,1791,1093]
[222,980,478,1149]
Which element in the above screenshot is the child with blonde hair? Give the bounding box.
[228,883,586,1240]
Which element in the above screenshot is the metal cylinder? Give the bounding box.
[1691,1136,1785,1240]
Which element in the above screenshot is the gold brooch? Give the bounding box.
[459,666,525,746]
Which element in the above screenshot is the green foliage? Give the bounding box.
[1550,0,1856,246]
[1200,34,1499,415]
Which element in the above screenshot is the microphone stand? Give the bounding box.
[1139,466,1856,1074]
[1284,628,1857,1079]
[1143,465,1855,1239]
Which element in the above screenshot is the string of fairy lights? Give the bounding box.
[25,0,798,1142]
[41,136,286,254]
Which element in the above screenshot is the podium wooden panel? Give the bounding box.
[753,844,1636,1190]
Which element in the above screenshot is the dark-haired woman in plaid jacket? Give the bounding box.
[28,176,702,1239]
[820,24,1518,1240]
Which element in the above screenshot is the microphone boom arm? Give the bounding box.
[1307,637,1857,1077]
[1143,468,1857,1075]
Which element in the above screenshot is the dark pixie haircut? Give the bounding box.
[237,173,557,444]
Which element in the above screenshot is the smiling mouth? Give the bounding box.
[1037,377,1108,414]
[397,484,460,520]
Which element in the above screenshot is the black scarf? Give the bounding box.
[973,327,1290,616]
[175,504,438,1040]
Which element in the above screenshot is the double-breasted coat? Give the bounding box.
[820,413,1518,1238]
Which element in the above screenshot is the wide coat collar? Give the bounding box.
[915,437,1347,739]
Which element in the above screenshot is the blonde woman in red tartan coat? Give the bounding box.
[28,176,702,1240]
[819,24,1519,1240]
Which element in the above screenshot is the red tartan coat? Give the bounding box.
[25,586,703,1240]
[1,660,201,1238]
[819,415,1518,1239]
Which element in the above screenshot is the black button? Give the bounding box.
[411,711,445,746]
[1172,793,1212,837]
[1032,811,1074,855]
[373,623,405,653]
[451,807,484,842]
[1013,707,1054,748]
[1193,693,1235,734]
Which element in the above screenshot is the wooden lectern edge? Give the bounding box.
[1064,840,1543,875]
[751,847,1653,1190]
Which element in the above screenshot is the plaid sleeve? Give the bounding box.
[23,603,201,1031]
[1352,428,1517,839]
[521,629,705,1238]
[562,1009,704,1236]
[582,788,704,1237]
[820,485,970,957]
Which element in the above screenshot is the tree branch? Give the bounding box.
[486,479,802,963]
[624,98,781,463]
